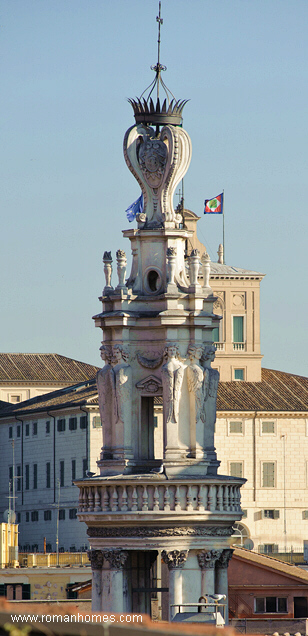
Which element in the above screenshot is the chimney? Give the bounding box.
[217,244,224,264]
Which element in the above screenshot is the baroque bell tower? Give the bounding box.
[76,4,244,621]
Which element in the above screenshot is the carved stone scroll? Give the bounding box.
[102,549,129,570]
[161,550,188,569]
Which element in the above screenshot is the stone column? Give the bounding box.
[102,549,129,613]
[197,550,222,597]
[87,549,104,612]
[215,549,233,625]
[162,549,188,621]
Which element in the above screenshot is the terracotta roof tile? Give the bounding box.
[0,354,99,384]
[217,368,308,412]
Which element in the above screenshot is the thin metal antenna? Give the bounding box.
[156,1,163,101]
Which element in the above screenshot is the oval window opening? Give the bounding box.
[148,270,159,292]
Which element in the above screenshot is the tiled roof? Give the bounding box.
[233,547,308,582]
[210,262,264,277]
[217,368,308,412]
[0,379,98,417]
[0,353,99,384]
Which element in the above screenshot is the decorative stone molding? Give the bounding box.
[137,353,163,369]
[197,549,222,570]
[161,550,188,569]
[136,375,162,393]
[87,525,234,538]
[216,548,234,569]
[102,549,129,570]
[87,549,104,570]
[232,293,245,308]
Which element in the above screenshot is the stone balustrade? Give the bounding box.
[78,480,241,515]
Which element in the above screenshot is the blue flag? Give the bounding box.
[126,194,144,222]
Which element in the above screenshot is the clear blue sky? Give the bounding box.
[2,0,307,376]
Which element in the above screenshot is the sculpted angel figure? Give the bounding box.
[112,345,132,426]
[96,345,114,457]
[161,343,184,424]
[187,344,206,424]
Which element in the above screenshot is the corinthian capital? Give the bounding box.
[161,549,188,569]
[87,549,104,570]
[197,549,222,569]
[102,549,129,570]
[216,549,234,569]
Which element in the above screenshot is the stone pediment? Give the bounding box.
[136,375,162,393]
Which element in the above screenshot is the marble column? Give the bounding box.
[197,550,222,597]
[215,549,233,625]
[102,549,129,613]
[162,549,188,621]
[87,549,104,611]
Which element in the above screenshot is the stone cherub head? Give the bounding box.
[113,344,130,365]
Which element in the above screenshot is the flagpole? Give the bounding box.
[223,189,225,264]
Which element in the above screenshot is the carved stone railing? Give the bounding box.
[233,342,246,351]
[78,480,242,515]
[214,342,225,351]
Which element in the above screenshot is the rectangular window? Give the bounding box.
[25,464,30,490]
[229,421,243,434]
[25,424,29,437]
[234,369,244,381]
[46,421,50,435]
[26,512,29,522]
[230,462,243,478]
[263,509,280,519]
[57,419,66,432]
[44,510,51,521]
[17,512,21,523]
[82,459,88,478]
[59,509,65,520]
[33,464,37,489]
[60,461,64,487]
[262,421,275,434]
[31,511,39,522]
[10,395,21,404]
[9,427,13,439]
[17,465,21,492]
[233,316,244,342]
[69,508,77,520]
[17,426,21,438]
[69,417,77,431]
[92,416,102,428]
[46,462,51,489]
[255,597,287,614]
[80,415,87,429]
[212,327,220,343]
[32,422,37,436]
[259,544,279,554]
[72,460,76,481]
[262,462,275,488]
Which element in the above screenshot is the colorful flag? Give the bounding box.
[126,193,144,222]
[204,193,223,214]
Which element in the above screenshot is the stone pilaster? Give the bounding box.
[197,549,222,597]
[87,550,104,611]
[102,549,129,613]
[162,550,189,620]
[215,549,233,624]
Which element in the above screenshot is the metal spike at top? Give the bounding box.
[128,1,189,128]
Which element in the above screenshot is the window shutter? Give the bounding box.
[230,462,243,478]
[262,421,275,434]
[233,316,244,342]
[273,510,280,519]
[262,462,275,488]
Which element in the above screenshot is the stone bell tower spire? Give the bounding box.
[76,4,244,621]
